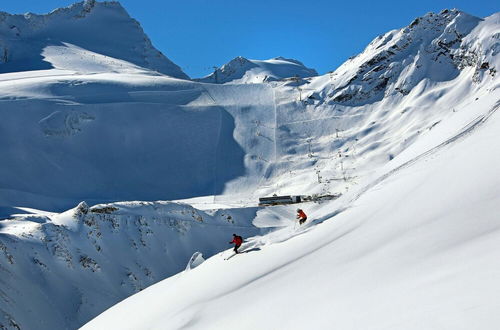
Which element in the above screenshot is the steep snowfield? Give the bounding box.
[0,0,187,78]
[0,201,263,329]
[0,71,281,211]
[83,10,500,330]
[84,94,500,330]
[0,4,499,329]
[196,56,318,84]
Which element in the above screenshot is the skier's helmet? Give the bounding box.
[297,209,301,212]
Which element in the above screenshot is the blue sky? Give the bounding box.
[1,0,498,78]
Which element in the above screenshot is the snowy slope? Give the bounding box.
[1,9,497,213]
[0,72,278,211]
[83,94,500,330]
[0,0,187,78]
[0,201,263,329]
[83,9,500,330]
[0,5,498,330]
[244,10,499,201]
[196,56,318,84]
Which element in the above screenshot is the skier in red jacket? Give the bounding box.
[297,209,307,225]
[229,234,243,253]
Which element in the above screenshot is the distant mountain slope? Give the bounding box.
[196,56,318,84]
[0,0,188,78]
[0,9,497,213]
[243,10,499,202]
[0,8,496,213]
[307,9,496,106]
[0,75,275,212]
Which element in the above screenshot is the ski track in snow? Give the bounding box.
[351,99,500,204]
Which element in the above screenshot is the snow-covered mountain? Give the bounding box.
[0,3,499,330]
[0,201,262,329]
[309,9,495,106]
[0,0,187,78]
[196,56,318,84]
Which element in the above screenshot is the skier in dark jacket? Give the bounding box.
[229,234,243,253]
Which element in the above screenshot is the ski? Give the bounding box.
[224,253,238,260]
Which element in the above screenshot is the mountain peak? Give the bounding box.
[323,9,485,105]
[0,1,188,78]
[197,56,317,84]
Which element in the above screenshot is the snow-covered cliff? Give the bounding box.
[0,201,261,329]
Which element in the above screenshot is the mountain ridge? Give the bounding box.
[196,55,318,84]
[313,9,493,106]
[0,0,188,78]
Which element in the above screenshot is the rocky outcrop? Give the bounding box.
[326,9,488,105]
[0,201,260,329]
